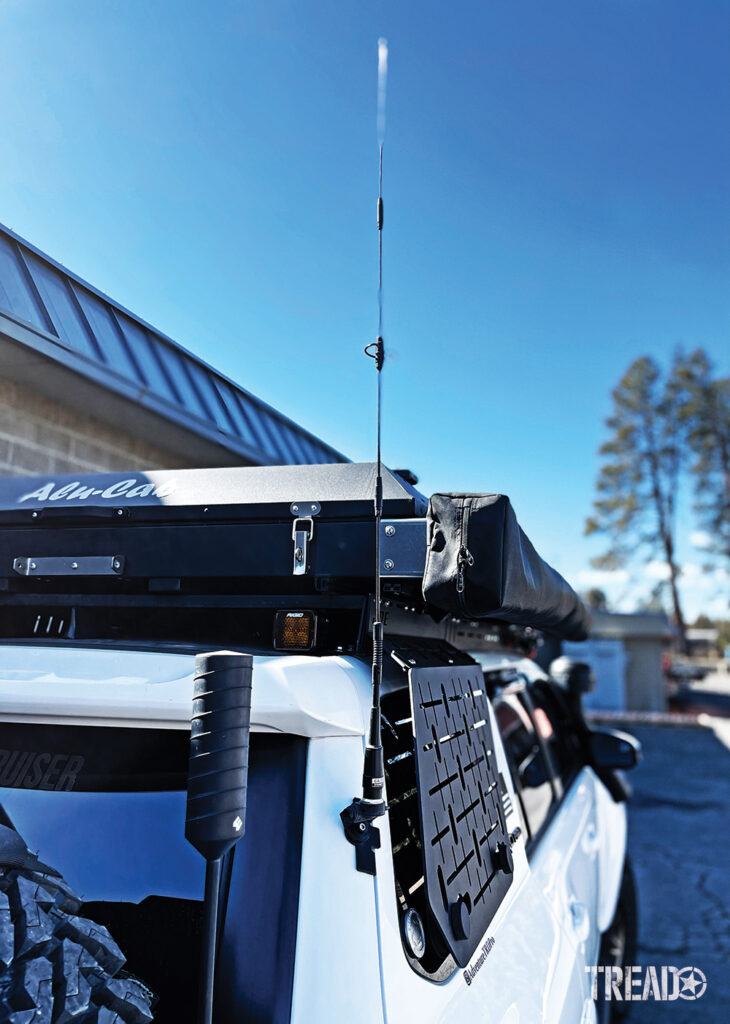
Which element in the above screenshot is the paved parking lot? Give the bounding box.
[626,715,730,1022]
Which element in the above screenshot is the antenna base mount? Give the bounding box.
[340,797,385,876]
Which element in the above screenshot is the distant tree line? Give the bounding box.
[585,348,729,652]
[693,614,730,653]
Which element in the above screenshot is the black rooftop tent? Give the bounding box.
[0,462,590,645]
[0,462,427,519]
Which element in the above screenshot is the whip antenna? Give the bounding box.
[340,37,389,875]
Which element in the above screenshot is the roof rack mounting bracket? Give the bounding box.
[290,501,321,576]
[380,518,426,577]
[12,555,124,577]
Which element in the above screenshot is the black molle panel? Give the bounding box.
[409,665,513,967]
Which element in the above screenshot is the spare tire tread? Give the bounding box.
[0,868,154,1023]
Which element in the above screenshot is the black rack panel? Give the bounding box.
[408,664,514,967]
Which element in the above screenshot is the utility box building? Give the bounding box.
[565,610,671,712]
[0,224,345,478]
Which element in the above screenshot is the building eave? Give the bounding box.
[0,223,347,467]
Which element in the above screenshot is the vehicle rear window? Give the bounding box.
[528,681,584,794]
[0,723,306,1024]
[493,692,554,843]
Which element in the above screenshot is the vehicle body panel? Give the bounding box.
[0,644,365,737]
[374,701,592,1024]
[537,771,601,967]
[593,774,628,932]
[291,734,383,1024]
[0,643,627,1023]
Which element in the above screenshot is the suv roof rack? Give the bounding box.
[0,463,589,653]
[0,462,428,521]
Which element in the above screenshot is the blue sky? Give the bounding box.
[1,0,728,617]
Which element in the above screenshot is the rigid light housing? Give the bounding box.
[273,610,316,651]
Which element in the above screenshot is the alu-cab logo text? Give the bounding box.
[17,478,177,504]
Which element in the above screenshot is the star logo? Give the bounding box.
[678,966,707,1000]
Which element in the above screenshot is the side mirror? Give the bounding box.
[549,656,596,697]
[590,728,641,771]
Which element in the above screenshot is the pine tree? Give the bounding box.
[585,356,688,650]
[673,349,730,562]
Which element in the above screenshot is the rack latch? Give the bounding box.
[290,501,321,575]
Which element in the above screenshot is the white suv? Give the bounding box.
[0,640,638,1024]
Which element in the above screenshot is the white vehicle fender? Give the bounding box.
[593,774,628,933]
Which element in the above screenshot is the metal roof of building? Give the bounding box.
[0,222,346,466]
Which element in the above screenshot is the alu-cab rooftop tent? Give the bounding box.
[0,462,590,643]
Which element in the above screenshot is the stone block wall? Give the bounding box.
[0,379,191,477]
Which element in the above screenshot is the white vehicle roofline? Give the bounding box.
[0,644,368,738]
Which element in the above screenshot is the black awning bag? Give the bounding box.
[422,493,591,641]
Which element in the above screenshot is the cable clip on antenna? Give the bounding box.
[364,337,384,371]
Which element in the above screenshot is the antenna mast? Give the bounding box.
[340,38,389,875]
